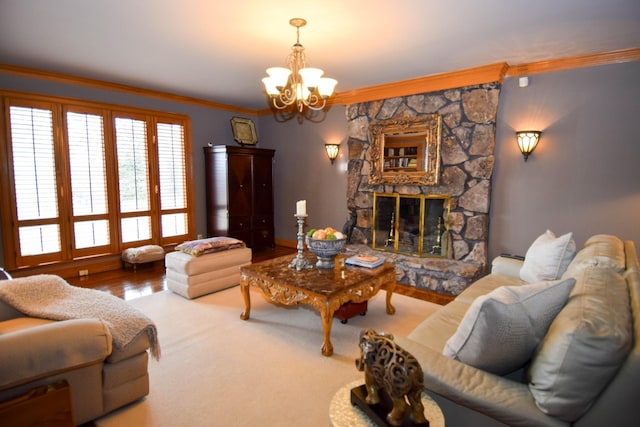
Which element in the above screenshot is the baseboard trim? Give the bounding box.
[387,282,454,306]
[8,256,123,280]
[275,238,297,249]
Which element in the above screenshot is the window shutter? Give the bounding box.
[9,106,61,256]
[115,117,151,242]
[115,117,150,212]
[157,122,188,237]
[67,111,110,249]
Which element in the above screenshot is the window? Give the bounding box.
[1,94,194,270]
[157,122,188,241]
[115,116,152,243]
[66,110,110,253]
[8,104,61,265]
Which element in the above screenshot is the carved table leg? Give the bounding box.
[320,303,335,357]
[385,280,396,315]
[240,276,251,320]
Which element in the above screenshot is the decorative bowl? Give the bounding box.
[305,237,347,269]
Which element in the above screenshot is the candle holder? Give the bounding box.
[289,214,314,271]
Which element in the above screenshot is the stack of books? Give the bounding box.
[345,254,384,268]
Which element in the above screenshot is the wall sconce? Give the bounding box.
[325,143,340,165]
[516,131,541,162]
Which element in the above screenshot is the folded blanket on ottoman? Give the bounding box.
[0,274,160,360]
[175,236,246,257]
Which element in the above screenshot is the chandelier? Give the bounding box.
[262,18,338,112]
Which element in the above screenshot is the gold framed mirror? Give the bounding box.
[368,115,442,186]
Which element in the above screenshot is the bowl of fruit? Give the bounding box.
[305,227,347,269]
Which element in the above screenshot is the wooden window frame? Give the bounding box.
[0,91,195,274]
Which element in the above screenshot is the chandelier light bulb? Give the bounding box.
[317,78,338,98]
[265,67,291,89]
[262,77,279,95]
[299,67,323,89]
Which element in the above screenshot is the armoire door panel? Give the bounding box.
[252,155,273,214]
[227,155,252,216]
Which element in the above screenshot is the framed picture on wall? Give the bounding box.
[230,117,258,146]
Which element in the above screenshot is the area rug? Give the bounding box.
[95,286,441,427]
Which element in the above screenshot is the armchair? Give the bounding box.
[0,274,158,425]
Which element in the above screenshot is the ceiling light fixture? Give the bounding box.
[262,18,338,112]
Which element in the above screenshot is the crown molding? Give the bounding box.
[2,48,637,114]
[506,48,640,77]
[331,63,509,106]
[0,63,257,115]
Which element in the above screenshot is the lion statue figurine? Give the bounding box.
[355,328,427,426]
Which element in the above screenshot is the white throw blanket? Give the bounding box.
[0,274,160,360]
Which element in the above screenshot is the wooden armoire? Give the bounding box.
[204,145,275,250]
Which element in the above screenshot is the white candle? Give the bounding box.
[296,200,306,216]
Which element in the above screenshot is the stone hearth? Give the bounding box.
[345,83,501,295]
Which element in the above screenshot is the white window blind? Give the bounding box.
[115,117,150,212]
[157,122,188,237]
[115,117,151,243]
[66,111,110,249]
[9,106,61,256]
[10,106,58,220]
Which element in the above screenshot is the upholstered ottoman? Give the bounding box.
[121,245,165,270]
[165,238,252,299]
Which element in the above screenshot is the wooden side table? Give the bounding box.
[329,380,444,427]
[0,380,74,427]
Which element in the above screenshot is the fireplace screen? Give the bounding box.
[372,192,450,257]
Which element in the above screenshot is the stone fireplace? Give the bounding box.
[345,82,501,296]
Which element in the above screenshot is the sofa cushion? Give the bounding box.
[455,272,525,305]
[0,319,111,389]
[562,234,626,278]
[443,278,575,375]
[407,300,474,353]
[520,230,576,283]
[528,266,632,422]
[0,316,54,334]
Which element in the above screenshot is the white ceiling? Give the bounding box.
[1,0,639,110]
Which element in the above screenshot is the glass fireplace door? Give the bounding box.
[372,192,450,258]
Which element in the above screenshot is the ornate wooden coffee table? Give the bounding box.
[240,254,396,356]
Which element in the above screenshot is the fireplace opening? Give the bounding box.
[372,192,450,258]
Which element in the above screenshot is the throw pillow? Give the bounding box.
[443,278,575,375]
[528,267,632,422]
[520,230,576,283]
[562,234,626,278]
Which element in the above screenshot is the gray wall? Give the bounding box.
[1,60,639,266]
[491,61,640,259]
[257,106,349,242]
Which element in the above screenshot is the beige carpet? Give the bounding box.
[95,286,441,427]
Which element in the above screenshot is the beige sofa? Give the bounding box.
[0,276,154,425]
[397,234,639,426]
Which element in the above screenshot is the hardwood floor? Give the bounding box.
[66,246,296,301]
[66,245,452,305]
